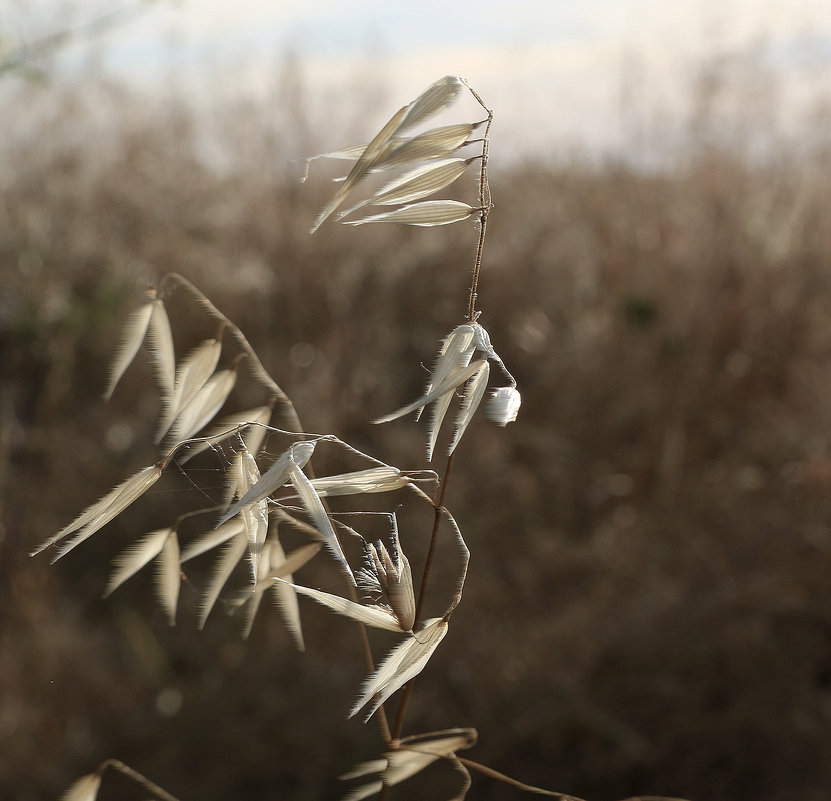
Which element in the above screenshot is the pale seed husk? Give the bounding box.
[198,530,247,629]
[339,158,472,219]
[180,518,246,563]
[448,360,490,455]
[217,440,316,527]
[310,104,409,233]
[169,367,237,443]
[288,462,354,585]
[61,772,102,801]
[33,464,164,561]
[148,298,176,399]
[276,579,404,632]
[398,75,463,132]
[309,466,408,497]
[349,617,449,721]
[344,200,477,227]
[157,338,222,442]
[104,297,154,401]
[104,527,173,597]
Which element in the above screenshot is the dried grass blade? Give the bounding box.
[104,299,154,400]
[104,527,172,597]
[276,579,403,632]
[310,466,408,497]
[373,360,484,426]
[339,158,472,219]
[217,440,316,527]
[310,105,409,233]
[33,464,163,560]
[349,617,449,721]
[288,462,354,584]
[198,530,247,629]
[169,367,237,443]
[180,518,246,562]
[448,360,490,455]
[61,772,102,801]
[157,338,221,442]
[344,200,476,227]
[399,75,463,131]
[148,299,176,399]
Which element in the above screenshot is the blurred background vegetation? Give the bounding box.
[3,5,831,801]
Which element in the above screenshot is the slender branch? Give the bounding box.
[388,451,455,742]
[381,83,495,801]
[457,757,588,800]
[463,81,494,323]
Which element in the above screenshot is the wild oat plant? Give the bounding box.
[37,76,685,801]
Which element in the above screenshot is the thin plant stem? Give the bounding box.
[381,84,495,801]
[464,82,493,323]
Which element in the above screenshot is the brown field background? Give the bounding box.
[3,54,831,801]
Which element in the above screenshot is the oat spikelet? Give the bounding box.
[309,466,408,497]
[338,157,473,220]
[33,464,164,560]
[276,579,404,632]
[349,617,449,721]
[180,518,246,563]
[372,122,480,172]
[398,75,464,131]
[147,298,176,399]
[340,729,477,801]
[373,359,485,450]
[448,360,490,455]
[288,461,354,585]
[310,104,409,233]
[198,530,247,629]
[267,539,320,650]
[103,296,154,400]
[157,338,222,442]
[344,200,477,227]
[217,440,315,527]
[61,772,102,801]
[155,530,180,626]
[231,448,269,581]
[169,366,237,443]
[104,527,173,597]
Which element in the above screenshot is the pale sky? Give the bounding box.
[6,0,831,157]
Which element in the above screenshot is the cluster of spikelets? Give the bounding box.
[46,76,531,801]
